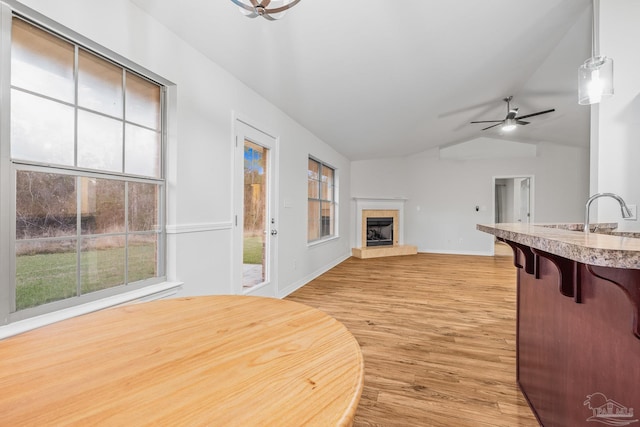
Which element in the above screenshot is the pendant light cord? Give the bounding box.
[592,0,599,58]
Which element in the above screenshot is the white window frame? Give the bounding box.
[0,3,176,327]
[307,156,338,244]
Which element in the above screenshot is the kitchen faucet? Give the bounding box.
[584,193,632,233]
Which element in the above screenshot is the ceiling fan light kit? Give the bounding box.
[578,0,613,105]
[230,0,302,20]
[469,96,555,132]
[501,119,517,132]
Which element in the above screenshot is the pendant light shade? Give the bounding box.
[578,0,613,105]
[578,56,613,105]
[230,0,302,20]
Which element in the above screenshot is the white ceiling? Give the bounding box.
[129,0,592,161]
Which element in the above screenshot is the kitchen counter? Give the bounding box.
[477,222,640,269]
[478,223,640,427]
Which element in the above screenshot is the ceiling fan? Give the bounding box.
[470,96,555,131]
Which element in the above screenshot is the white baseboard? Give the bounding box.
[418,249,495,257]
[278,253,351,298]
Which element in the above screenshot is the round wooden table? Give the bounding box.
[0,296,364,426]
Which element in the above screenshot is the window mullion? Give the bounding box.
[73,45,79,168]
[121,70,126,174]
[125,182,130,286]
[75,176,82,297]
[0,4,15,320]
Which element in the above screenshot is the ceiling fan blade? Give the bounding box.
[267,0,302,14]
[515,109,555,120]
[516,120,530,125]
[470,120,502,124]
[230,0,256,12]
[482,123,503,131]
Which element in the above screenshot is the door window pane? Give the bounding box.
[16,239,77,311]
[128,234,158,283]
[78,110,124,172]
[125,124,161,178]
[78,49,123,118]
[80,178,125,235]
[243,141,267,289]
[16,171,77,239]
[11,90,75,166]
[11,19,75,103]
[80,236,126,294]
[126,72,161,130]
[129,182,159,232]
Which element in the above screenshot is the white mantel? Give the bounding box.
[353,197,408,249]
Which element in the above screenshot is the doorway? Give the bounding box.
[493,175,533,256]
[494,176,533,224]
[234,118,278,297]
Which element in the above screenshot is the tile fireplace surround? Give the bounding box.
[352,197,417,259]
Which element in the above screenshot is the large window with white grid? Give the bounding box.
[2,15,166,322]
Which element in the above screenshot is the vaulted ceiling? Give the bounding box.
[130,0,592,160]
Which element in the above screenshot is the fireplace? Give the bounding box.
[360,209,399,248]
[352,197,417,259]
[366,217,393,247]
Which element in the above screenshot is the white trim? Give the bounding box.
[352,196,408,202]
[418,249,495,257]
[165,222,233,234]
[307,235,340,248]
[492,175,536,224]
[278,253,350,298]
[0,281,183,339]
[232,116,279,297]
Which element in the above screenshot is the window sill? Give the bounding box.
[0,282,183,340]
[308,235,340,248]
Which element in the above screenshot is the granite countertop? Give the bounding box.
[477,223,640,270]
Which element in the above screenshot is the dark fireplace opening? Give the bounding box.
[366,217,393,247]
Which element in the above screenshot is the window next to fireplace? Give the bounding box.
[366,217,394,247]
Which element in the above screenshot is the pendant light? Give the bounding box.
[578,0,613,105]
[230,0,302,21]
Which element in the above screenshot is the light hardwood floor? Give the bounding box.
[286,253,539,427]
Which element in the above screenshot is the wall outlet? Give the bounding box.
[625,204,637,221]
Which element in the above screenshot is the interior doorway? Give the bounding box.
[494,176,534,224]
[233,118,278,297]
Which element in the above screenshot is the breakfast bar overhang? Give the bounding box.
[478,223,640,427]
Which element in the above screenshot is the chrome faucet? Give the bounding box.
[584,193,633,233]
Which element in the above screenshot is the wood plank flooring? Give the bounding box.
[286,253,539,427]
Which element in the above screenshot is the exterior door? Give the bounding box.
[233,119,278,297]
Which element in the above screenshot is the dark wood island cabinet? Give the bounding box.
[478,223,640,427]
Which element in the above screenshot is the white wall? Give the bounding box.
[592,0,640,231]
[351,140,589,255]
[9,0,351,298]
